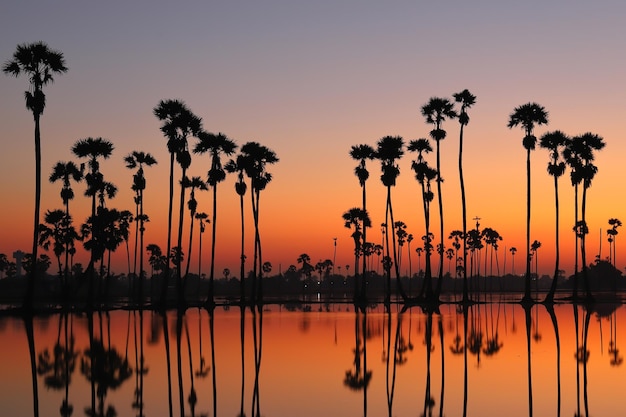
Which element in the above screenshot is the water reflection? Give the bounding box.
[6,300,626,416]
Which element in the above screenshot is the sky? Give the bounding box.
[1,0,625,278]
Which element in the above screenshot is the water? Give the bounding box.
[1,299,625,417]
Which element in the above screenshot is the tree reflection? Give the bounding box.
[545,304,561,417]
[344,307,372,416]
[483,302,503,357]
[37,313,77,417]
[81,312,132,417]
[609,309,623,367]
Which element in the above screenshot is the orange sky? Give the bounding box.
[1,1,625,278]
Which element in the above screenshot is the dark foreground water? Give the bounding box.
[1,298,625,417]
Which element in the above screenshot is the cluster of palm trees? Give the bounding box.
[343,96,606,306]
[4,41,278,310]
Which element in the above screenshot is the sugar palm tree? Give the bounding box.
[342,207,372,300]
[510,247,517,275]
[409,138,437,301]
[507,102,549,303]
[453,89,476,303]
[539,131,569,303]
[124,151,157,303]
[153,99,202,307]
[572,132,605,301]
[72,137,114,305]
[375,135,408,303]
[181,176,208,281]
[4,41,68,309]
[37,209,71,277]
[225,155,249,303]
[194,131,237,306]
[607,218,622,267]
[194,212,209,279]
[49,161,83,285]
[350,144,376,301]
[240,142,279,306]
[421,97,457,297]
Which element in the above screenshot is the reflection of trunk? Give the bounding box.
[386,311,402,416]
[422,312,433,417]
[210,308,219,417]
[462,305,469,417]
[239,306,246,417]
[24,315,40,417]
[176,312,185,417]
[582,308,591,417]
[162,312,174,417]
[251,308,263,417]
[438,315,445,417]
[184,318,196,417]
[545,304,561,416]
[362,309,369,416]
[524,305,533,417]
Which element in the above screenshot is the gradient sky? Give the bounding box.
[1,0,625,278]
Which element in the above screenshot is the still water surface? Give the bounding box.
[1,300,625,417]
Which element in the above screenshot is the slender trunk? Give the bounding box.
[25,114,42,309]
[184,205,195,281]
[161,154,175,307]
[419,180,433,300]
[176,168,187,307]
[360,181,368,301]
[209,184,218,305]
[573,184,579,299]
[546,174,560,302]
[459,123,470,303]
[250,190,258,303]
[239,191,246,304]
[138,189,145,306]
[523,148,532,302]
[435,136,445,297]
[254,190,264,307]
[387,188,407,302]
[581,184,592,300]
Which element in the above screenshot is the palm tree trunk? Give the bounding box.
[360,183,368,302]
[25,114,42,310]
[435,139,445,297]
[255,190,264,308]
[581,185,592,301]
[523,149,532,303]
[176,168,187,307]
[184,210,195,282]
[546,175,560,302]
[161,154,175,308]
[208,184,218,305]
[387,188,407,302]
[459,124,469,303]
[138,190,145,306]
[239,193,246,304]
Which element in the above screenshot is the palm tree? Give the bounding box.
[194,212,209,281]
[153,99,202,307]
[4,41,68,309]
[375,135,408,303]
[50,161,83,286]
[124,151,157,304]
[180,176,208,283]
[481,227,502,277]
[607,218,622,267]
[72,137,114,305]
[530,240,541,282]
[453,89,476,303]
[539,131,568,302]
[510,247,517,275]
[240,142,279,306]
[408,138,437,300]
[572,132,605,301]
[37,209,70,277]
[225,156,249,304]
[421,97,457,297]
[350,144,376,301]
[507,102,549,303]
[342,207,372,299]
[194,131,237,306]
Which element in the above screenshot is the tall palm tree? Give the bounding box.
[194,212,209,280]
[49,161,83,285]
[4,41,68,309]
[421,97,457,297]
[375,135,408,303]
[153,99,202,308]
[342,207,372,300]
[181,176,208,282]
[573,132,605,301]
[72,137,114,305]
[510,247,517,275]
[350,144,376,302]
[37,209,71,277]
[124,151,157,304]
[194,131,237,307]
[453,89,476,303]
[607,218,622,267]
[539,131,568,303]
[408,138,437,301]
[240,142,279,307]
[225,155,249,304]
[507,102,549,303]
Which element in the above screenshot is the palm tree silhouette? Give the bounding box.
[421,97,457,298]
[4,41,68,309]
[38,209,79,281]
[72,137,114,306]
[569,132,605,301]
[510,247,517,275]
[508,102,549,303]
[408,138,437,301]
[194,131,237,307]
[481,227,502,278]
[376,135,408,304]
[124,151,157,304]
[193,212,209,290]
[181,176,208,285]
[342,207,372,300]
[539,130,568,303]
[240,142,279,307]
[50,161,83,286]
[607,218,622,267]
[350,144,376,303]
[153,99,202,308]
[225,155,249,304]
[453,89,476,303]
